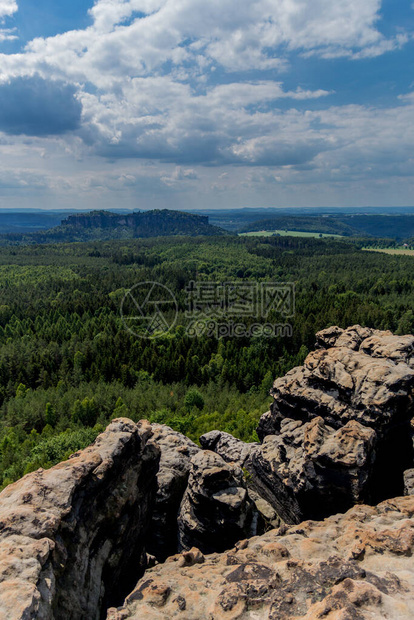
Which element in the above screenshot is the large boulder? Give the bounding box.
[177,450,257,554]
[108,494,414,620]
[146,424,200,561]
[0,418,160,620]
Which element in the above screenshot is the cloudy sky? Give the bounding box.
[0,0,413,210]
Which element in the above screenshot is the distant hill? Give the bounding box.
[0,209,229,244]
[239,214,414,240]
[340,214,414,239]
[197,207,414,232]
[239,216,357,236]
[4,208,414,244]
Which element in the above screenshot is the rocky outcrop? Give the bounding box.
[3,325,414,619]
[147,424,200,561]
[200,327,414,525]
[200,431,283,529]
[200,430,258,466]
[203,418,377,524]
[257,325,414,508]
[316,324,414,364]
[107,494,414,620]
[262,417,375,523]
[0,418,160,620]
[177,451,257,554]
[252,417,376,522]
[258,337,414,439]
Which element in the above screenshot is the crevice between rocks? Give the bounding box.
[369,420,414,505]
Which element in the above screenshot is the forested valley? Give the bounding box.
[1,234,414,488]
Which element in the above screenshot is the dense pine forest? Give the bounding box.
[1,234,414,488]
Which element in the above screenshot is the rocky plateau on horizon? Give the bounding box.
[0,325,413,619]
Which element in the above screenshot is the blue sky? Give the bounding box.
[0,0,413,210]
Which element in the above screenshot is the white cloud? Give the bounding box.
[0,0,17,41]
[0,27,16,42]
[0,0,413,208]
[0,0,17,20]
[0,0,402,87]
[161,166,198,186]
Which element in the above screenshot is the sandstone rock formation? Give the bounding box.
[404,468,414,495]
[178,450,256,554]
[200,430,258,466]
[316,324,414,363]
[200,430,284,529]
[252,416,376,522]
[147,424,200,561]
[259,330,414,440]
[2,325,414,620]
[203,417,377,524]
[257,325,414,508]
[107,494,414,620]
[0,418,160,620]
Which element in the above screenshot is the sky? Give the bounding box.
[0,1,413,210]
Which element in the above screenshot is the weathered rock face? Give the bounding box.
[107,494,414,620]
[404,468,414,495]
[258,325,414,506]
[252,417,376,522]
[0,418,160,620]
[259,342,414,439]
[204,418,377,524]
[200,430,258,466]
[316,324,414,364]
[315,324,386,351]
[200,431,282,529]
[177,450,257,555]
[146,424,200,561]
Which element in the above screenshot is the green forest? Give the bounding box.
[1,234,414,488]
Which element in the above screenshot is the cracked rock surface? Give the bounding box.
[107,495,414,620]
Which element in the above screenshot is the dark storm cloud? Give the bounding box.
[0,76,82,136]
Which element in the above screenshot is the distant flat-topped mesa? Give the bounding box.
[60,209,228,237]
